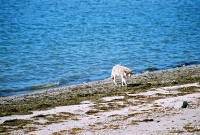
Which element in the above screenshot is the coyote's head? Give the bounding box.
[124,68,132,77]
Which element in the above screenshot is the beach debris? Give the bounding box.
[181,101,189,108]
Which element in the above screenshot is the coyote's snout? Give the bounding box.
[111,65,132,86]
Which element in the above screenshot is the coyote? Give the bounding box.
[111,65,132,86]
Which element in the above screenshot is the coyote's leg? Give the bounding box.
[113,75,117,86]
[121,76,127,86]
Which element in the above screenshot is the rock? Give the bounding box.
[142,118,154,122]
[172,80,179,84]
[181,101,188,108]
[144,67,159,72]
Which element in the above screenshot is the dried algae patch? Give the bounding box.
[109,124,120,130]
[51,128,83,135]
[86,109,99,115]
[0,112,76,134]
[2,119,31,127]
[1,119,37,134]
[32,112,74,124]
[183,123,200,132]
[169,130,185,134]
[68,127,83,134]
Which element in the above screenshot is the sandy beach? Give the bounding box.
[0,65,200,135]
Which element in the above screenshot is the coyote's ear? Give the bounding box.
[125,70,132,74]
[124,70,129,73]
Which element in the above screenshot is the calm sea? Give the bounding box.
[0,0,200,96]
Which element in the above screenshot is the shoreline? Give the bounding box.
[1,62,200,97]
[1,64,200,100]
[0,65,200,134]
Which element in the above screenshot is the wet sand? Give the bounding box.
[0,65,200,134]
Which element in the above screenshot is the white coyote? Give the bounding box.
[111,65,132,86]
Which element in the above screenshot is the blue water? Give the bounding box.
[0,0,200,96]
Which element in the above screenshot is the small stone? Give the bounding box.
[142,118,154,122]
[181,101,188,108]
